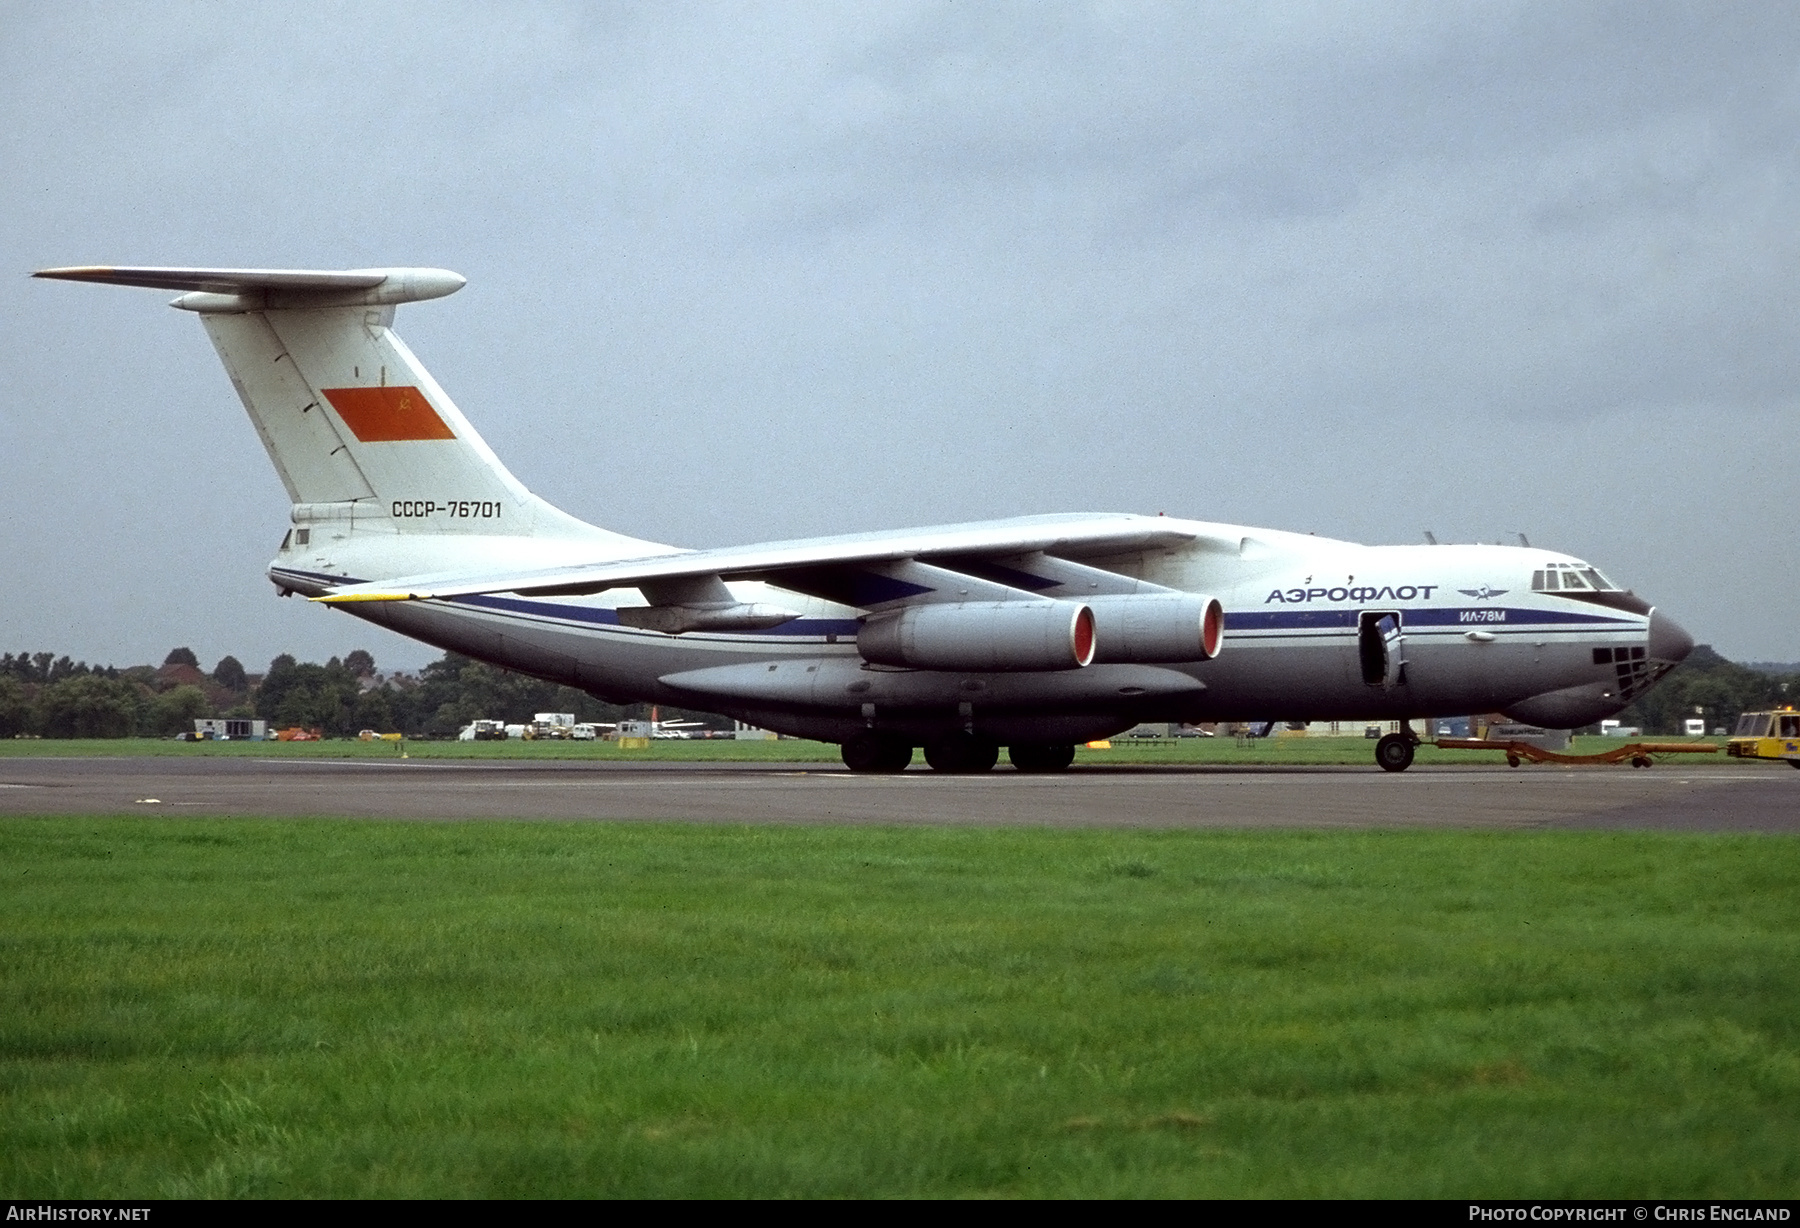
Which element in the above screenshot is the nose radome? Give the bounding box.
[1649,608,1695,664]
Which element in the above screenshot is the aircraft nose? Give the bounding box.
[1648,607,1695,664]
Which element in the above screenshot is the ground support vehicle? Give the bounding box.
[456,720,508,741]
[1726,708,1800,768]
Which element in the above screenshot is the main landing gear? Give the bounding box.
[923,732,1000,773]
[839,731,913,773]
[1375,724,1420,773]
[1007,742,1076,773]
[839,732,1078,774]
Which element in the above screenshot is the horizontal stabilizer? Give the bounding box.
[33,265,465,311]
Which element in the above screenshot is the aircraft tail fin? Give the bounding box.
[33,266,612,543]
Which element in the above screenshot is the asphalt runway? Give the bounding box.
[0,756,1796,830]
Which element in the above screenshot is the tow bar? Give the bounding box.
[1432,739,1719,769]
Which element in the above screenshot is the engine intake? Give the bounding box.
[858,601,1095,671]
[1086,593,1224,663]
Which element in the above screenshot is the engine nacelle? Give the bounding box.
[1086,593,1224,663]
[858,601,1095,671]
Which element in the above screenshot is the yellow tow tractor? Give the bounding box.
[1726,707,1800,769]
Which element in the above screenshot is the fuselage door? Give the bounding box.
[1359,610,1406,690]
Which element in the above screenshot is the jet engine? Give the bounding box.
[857,601,1095,671]
[1086,593,1224,663]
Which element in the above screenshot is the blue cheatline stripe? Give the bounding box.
[1226,606,1635,632]
[457,593,619,623]
[455,593,864,637]
[1405,606,1635,627]
[944,558,1063,592]
[1227,610,1356,631]
[841,570,936,606]
[273,567,361,585]
[274,569,864,638]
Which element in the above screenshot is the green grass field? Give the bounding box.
[0,734,1730,767]
[3,818,1795,1197]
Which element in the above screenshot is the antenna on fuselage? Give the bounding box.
[1513,531,1531,548]
[1423,530,1438,545]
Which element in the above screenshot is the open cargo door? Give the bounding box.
[1359,611,1406,690]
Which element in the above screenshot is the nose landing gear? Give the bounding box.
[1375,725,1419,773]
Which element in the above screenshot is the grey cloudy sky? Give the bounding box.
[4,0,1797,673]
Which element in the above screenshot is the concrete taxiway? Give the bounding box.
[0,757,1794,830]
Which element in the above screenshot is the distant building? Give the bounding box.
[192,718,266,740]
[1286,720,1413,737]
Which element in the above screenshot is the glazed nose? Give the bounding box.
[1648,608,1694,663]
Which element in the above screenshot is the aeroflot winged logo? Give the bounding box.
[322,386,457,442]
[1457,586,1509,601]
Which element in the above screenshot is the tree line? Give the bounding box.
[253,652,646,737]
[1615,646,1797,734]
[2,641,1794,740]
[0,647,653,739]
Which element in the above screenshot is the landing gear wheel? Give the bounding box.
[1008,742,1076,772]
[924,732,1000,773]
[1506,754,1521,768]
[841,732,912,773]
[1375,733,1416,773]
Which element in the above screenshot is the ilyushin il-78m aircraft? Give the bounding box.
[35,265,1695,773]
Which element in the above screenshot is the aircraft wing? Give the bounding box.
[315,514,1201,604]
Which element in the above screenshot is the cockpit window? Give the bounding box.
[1533,562,1619,593]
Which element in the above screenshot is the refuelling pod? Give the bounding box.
[858,601,1095,671]
[1086,593,1224,663]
